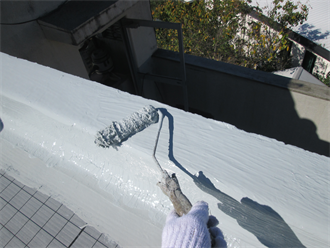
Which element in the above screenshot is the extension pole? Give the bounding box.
[153,109,192,217]
[152,109,165,173]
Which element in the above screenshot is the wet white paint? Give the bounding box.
[0,52,329,247]
[95,105,159,148]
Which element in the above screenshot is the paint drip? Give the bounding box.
[95,105,159,148]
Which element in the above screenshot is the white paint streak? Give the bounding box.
[0,52,329,247]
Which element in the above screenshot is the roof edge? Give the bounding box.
[153,49,330,101]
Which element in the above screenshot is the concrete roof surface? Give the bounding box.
[1,52,329,247]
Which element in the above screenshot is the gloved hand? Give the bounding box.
[162,201,226,248]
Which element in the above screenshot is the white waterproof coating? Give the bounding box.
[1,52,329,248]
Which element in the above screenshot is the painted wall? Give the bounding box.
[144,50,330,157]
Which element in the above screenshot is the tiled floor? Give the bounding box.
[0,170,120,248]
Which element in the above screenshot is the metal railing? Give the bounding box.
[122,18,189,111]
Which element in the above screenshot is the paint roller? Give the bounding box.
[95,105,159,148]
[95,105,192,216]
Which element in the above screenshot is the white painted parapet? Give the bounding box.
[1,52,329,247]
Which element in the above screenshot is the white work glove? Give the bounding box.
[162,201,226,248]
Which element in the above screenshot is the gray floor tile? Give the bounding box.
[12,179,25,189]
[1,182,20,202]
[31,205,55,228]
[47,238,66,248]
[20,196,43,219]
[0,176,11,193]
[85,226,101,240]
[0,227,14,247]
[98,234,120,248]
[9,189,31,210]
[71,231,97,248]
[43,213,68,237]
[0,176,121,248]
[4,236,25,248]
[16,220,41,245]
[28,229,53,248]
[70,214,87,228]
[55,221,80,247]
[45,197,62,212]
[33,191,49,203]
[0,203,18,225]
[5,211,29,235]
[93,241,108,248]
[3,173,14,182]
[22,185,37,196]
[57,204,74,220]
[0,196,7,210]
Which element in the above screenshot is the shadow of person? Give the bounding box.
[158,108,306,247]
[194,172,306,248]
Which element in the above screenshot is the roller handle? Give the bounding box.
[157,170,192,216]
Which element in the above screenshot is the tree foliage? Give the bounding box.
[151,0,308,72]
[313,71,330,87]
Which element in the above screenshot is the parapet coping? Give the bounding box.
[152,49,330,101]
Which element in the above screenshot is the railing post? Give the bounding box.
[123,18,189,111]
